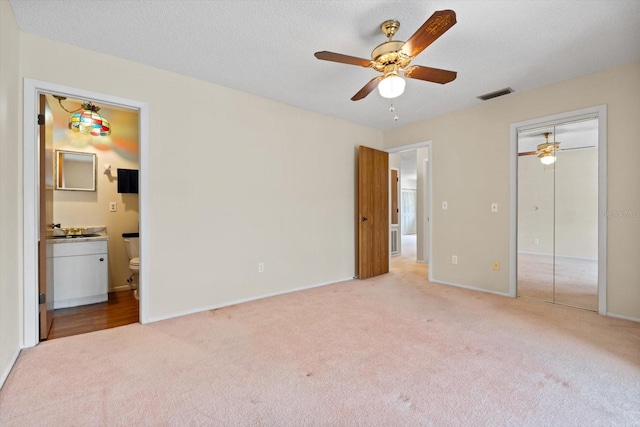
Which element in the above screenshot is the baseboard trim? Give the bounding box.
[147,276,354,323]
[606,312,640,323]
[430,279,511,297]
[1,348,21,389]
[111,284,132,292]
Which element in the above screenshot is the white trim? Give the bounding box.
[389,167,400,268]
[22,79,150,347]
[606,312,640,324]
[430,279,511,298]
[509,105,607,314]
[111,284,133,292]
[0,348,21,389]
[146,277,354,323]
[386,141,429,153]
[424,154,431,270]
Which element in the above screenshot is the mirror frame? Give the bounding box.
[55,150,97,191]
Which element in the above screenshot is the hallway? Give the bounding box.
[391,234,426,278]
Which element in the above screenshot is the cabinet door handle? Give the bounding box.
[99,258,104,262]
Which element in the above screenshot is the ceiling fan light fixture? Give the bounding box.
[378,74,405,98]
[536,132,560,165]
[539,153,556,165]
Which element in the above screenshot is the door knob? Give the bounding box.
[361,217,368,221]
[99,258,104,262]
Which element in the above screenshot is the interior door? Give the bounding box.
[39,94,55,340]
[358,146,389,279]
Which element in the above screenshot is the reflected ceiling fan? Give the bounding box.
[519,132,561,165]
[314,9,457,101]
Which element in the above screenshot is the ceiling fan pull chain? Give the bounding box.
[390,103,399,121]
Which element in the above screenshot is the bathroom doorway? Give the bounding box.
[42,93,140,339]
[23,79,149,347]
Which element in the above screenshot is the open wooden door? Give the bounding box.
[39,94,55,340]
[358,146,389,279]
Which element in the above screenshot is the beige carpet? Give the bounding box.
[1,253,639,425]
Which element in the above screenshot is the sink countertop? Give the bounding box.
[48,234,109,244]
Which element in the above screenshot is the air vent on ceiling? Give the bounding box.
[477,87,514,101]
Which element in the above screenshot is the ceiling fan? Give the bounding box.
[519,132,562,165]
[314,9,458,101]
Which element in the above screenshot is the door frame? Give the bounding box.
[509,105,607,314]
[386,141,433,281]
[23,79,150,347]
[423,157,431,264]
[390,167,400,258]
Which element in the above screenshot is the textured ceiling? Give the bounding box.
[9,0,640,131]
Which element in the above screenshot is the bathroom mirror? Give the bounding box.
[56,150,96,191]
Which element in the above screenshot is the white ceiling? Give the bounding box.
[9,0,640,131]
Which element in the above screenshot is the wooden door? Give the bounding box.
[39,94,55,340]
[358,146,389,279]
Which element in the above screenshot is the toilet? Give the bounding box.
[123,232,140,299]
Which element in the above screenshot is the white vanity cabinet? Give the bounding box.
[53,238,109,309]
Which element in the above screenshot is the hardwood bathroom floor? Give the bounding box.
[47,290,139,340]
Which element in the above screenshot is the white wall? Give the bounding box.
[384,61,640,320]
[17,33,382,323]
[0,0,21,386]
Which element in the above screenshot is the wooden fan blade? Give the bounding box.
[314,51,373,68]
[518,151,537,157]
[403,65,457,84]
[351,76,383,101]
[400,10,456,58]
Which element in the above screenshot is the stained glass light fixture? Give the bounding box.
[53,96,112,136]
[68,103,111,136]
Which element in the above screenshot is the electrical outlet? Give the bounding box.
[109,202,117,212]
[492,261,500,271]
[258,262,264,273]
[442,201,448,210]
[451,255,458,264]
[491,203,498,213]
[534,238,539,245]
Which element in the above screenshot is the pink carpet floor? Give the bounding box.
[1,258,639,425]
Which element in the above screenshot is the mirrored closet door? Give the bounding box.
[517,118,599,311]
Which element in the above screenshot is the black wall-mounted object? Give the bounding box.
[117,168,139,194]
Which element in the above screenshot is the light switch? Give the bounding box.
[491,202,498,213]
[442,201,448,210]
[109,202,117,212]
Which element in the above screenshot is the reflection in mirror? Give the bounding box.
[516,118,598,311]
[56,150,96,191]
